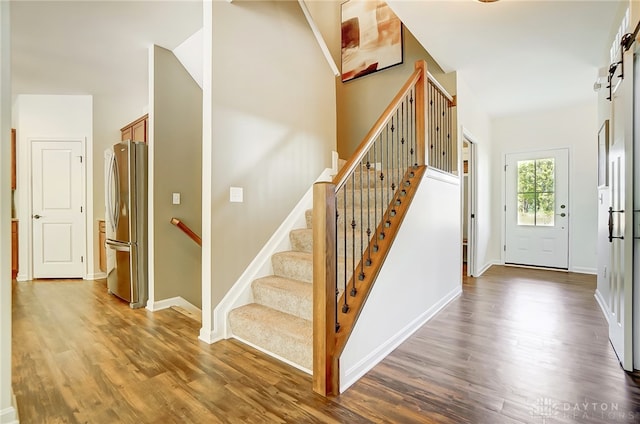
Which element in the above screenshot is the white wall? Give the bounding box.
[492,99,598,273]
[13,95,94,280]
[340,169,462,392]
[201,0,337,341]
[456,74,499,275]
[0,2,17,423]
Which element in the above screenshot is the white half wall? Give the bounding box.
[340,169,463,392]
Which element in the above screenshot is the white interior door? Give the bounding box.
[31,140,85,278]
[505,148,569,269]
[607,47,635,371]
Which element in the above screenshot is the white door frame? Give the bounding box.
[501,147,571,269]
[21,137,89,280]
[462,129,478,277]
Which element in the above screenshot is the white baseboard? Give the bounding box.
[198,328,223,344]
[570,266,597,275]
[476,260,499,277]
[340,286,462,393]
[0,393,19,424]
[16,272,28,282]
[213,166,335,340]
[594,289,609,324]
[146,296,200,315]
[84,272,106,280]
[231,335,311,375]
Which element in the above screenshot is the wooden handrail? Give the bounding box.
[313,60,430,397]
[170,218,202,246]
[332,63,424,191]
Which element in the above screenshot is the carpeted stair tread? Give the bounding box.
[229,303,312,370]
[272,251,313,283]
[252,275,312,320]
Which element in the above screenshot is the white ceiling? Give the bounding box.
[11,0,203,101]
[10,0,625,118]
[388,0,625,117]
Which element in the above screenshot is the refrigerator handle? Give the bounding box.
[107,154,118,233]
[107,154,115,232]
[112,153,121,230]
[105,239,130,252]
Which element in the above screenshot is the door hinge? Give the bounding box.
[504,245,506,251]
[81,256,84,263]
[80,156,83,163]
[504,205,506,212]
[80,206,83,213]
[504,164,507,172]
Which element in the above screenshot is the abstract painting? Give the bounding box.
[341,0,403,82]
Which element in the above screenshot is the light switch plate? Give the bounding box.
[230,187,243,203]
[172,192,181,205]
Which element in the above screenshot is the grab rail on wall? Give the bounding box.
[170,218,202,247]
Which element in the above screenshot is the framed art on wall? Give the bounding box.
[341,0,403,82]
[598,119,609,187]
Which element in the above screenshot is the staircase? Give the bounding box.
[228,160,370,372]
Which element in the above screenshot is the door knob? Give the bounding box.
[33,214,42,219]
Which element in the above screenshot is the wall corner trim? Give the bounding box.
[0,393,19,424]
[594,289,609,324]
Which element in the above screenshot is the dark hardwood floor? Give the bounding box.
[12,266,640,423]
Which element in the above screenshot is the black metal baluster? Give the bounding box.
[401,96,406,177]
[393,109,402,202]
[350,173,357,297]
[390,115,396,221]
[379,127,386,241]
[342,187,349,313]
[334,199,340,331]
[373,138,379,251]
[385,120,391,228]
[441,88,445,170]
[365,152,372,265]
[359,159,365,281]
[447,98,452,172]
[410,90,416,169]
[427,85,435,166]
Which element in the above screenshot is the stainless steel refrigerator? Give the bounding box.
[105,140,148,308]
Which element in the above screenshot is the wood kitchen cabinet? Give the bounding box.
[12,220,18,279]
[121,114,148,143]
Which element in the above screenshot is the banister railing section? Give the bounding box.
[313,61,456,395]
[313,60,460,396]
[170,218,202,247]
[427,75,456,173]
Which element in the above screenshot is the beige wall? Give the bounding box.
[208,1,336,310]
[336,26,455,158]
[152,45,203,307]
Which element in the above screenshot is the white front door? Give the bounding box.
[607,46,635,371]
[505,148,569,269]
[31,140,85,278]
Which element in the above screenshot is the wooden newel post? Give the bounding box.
[414,60,427,167]
[312,182,338,396]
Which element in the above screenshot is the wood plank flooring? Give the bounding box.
[12,266,640,423]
